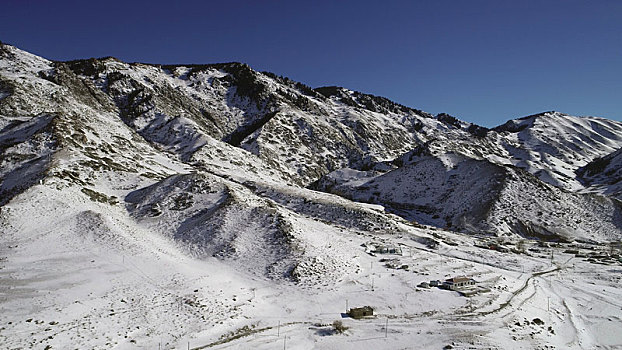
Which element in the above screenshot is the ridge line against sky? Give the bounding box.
[1,0,621,127]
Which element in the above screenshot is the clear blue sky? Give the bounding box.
[1,0,621,127]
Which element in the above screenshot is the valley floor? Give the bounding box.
[1,185,621,350]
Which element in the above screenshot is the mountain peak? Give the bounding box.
[494,111,568,133]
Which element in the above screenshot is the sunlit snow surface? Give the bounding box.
[3,185,621,349]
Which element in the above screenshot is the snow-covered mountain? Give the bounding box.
[61,57,440,186]
[2,42,622,349]
[2,42,622,241]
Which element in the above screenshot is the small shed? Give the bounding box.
[364,241,402,255]
[429,280,442,287]
[417,282,430,289]
[373,245,402,255]
[348,306,374,319]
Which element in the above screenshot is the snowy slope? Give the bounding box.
[0,45,191,207]
[63,58,447,185]
[317,153,622,242]
[577,147,622,199]
[44,49,622,192]
[407,112,622,192]
[124,172,358,284]
[493,112,622,190]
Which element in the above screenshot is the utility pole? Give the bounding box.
[385,318,388,338]
[346,299,348,313]
[277,320,280,337]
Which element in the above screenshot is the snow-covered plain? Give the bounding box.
[2,184,621,349]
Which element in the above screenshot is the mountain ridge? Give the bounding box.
[2,42,622,241]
